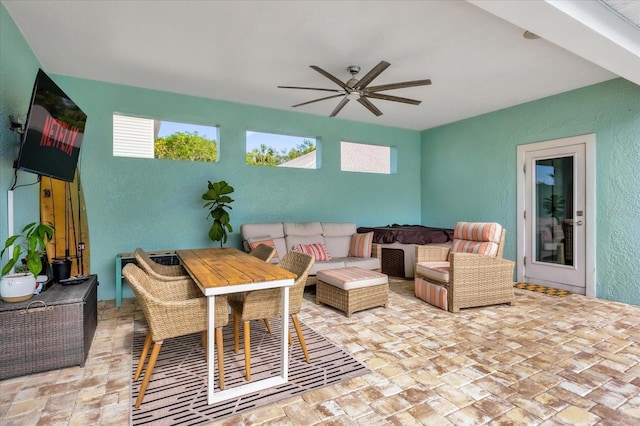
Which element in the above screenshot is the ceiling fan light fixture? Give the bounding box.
[279,61,431,117]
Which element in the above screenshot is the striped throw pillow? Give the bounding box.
[349,232,373,258]
[293,243,331,261]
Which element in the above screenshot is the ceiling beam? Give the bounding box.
[468,0,640,86]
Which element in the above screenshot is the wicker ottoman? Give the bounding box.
[316,267,388,317]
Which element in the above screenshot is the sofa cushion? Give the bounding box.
[349,232,373,258]
[321,222,356,258]
[293,243,331,261]
[321,222,356,236]
[343,256,381,270]
[415,261,450,283]
[242,222,285,240]
[309,260,347,275]
[284,221,323,236]
[286,235,325,251]
[241,222,287,261]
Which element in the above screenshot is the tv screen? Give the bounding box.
[15,69,87,183]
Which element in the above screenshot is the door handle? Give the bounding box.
[568,220,584,226]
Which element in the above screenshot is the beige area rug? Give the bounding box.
[130,317,369,425]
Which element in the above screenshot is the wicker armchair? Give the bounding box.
[123,263,229,408]
[415,222,514,312]
[249,243,277,263]
[134,248,188,281]
[228,251,314,380]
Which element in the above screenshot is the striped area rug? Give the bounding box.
[130,318,369,425]
[514,282,574,297]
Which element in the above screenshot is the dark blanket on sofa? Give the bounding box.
[357,224,454,245]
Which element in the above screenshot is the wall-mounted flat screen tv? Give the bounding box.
[15,69,87,182]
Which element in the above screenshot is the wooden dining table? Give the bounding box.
[176,247,296,404]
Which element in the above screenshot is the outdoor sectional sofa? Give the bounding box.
[241,222,381,286]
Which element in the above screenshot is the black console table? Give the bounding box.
[0,275,98,379]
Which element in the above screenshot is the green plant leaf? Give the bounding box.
[202,180,234,246]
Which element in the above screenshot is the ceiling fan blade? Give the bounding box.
[330,97,350,117]
[310,66,351,90]
[367,79,432,92]
[291,94,344,108]
[355,61,390,90]
[365,92,422,105]
[357,97,383,116]
[278,85,343,93]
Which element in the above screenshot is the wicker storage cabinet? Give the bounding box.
[0,275,98,379]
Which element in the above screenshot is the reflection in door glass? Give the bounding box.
[535,157,574,266]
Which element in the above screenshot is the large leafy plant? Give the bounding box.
[202,180,234,247]
[1,222,54,277]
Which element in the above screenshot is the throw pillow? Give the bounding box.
[349,232,373,258]
[293,243,331,261]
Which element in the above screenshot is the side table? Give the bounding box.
[0,275,98,379]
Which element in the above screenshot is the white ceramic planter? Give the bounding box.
[0,273,36,303]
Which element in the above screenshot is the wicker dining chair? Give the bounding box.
[134,248,189,281]
[228,244,277,310]
[243,243,279,332]
[123,263,229,408]
[249,243,277,263]
[228,251,314,381]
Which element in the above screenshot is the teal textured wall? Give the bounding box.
[0,3,422,302]
[421,78,640,306]
[48,77,422,301]
[3,5,639,306]
[0,4,42,252]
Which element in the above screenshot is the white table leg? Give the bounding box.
[280,286,289,379]
[206,282,292,405]
[207,294,216,403]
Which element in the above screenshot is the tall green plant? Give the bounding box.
[1,222,54,277]
[202,180,234,247]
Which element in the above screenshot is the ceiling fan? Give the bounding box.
[278,61,431,117]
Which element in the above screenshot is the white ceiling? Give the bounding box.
[3,0,639,131]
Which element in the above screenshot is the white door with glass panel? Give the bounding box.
[517,135,594,296]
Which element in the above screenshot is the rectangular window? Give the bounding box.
[340,141,393,174]
[246,131,317,169]
[113,115,154,158]
[113,114,218,162]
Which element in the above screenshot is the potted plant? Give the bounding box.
[202,180,234,247]
[1,222,54,302]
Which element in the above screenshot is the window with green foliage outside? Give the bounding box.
[246,131,317,169]
[113,115,218,162]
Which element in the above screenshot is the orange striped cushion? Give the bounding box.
[454,222,501,243]
[293,243,331,261]
[414,277,448,311]
[349,232,373,258]
[450,222,502,258]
